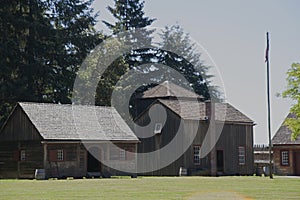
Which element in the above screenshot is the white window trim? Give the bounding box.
[57,149,64,161]
[281,151,289,166]
[193,145,201,165]
[238,146,246,165]
[154,123,163,134]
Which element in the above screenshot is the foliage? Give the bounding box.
[103,0,155,31]
[97,1,222,119]
[0,0,102,126]
[158,24,221,101]
[282,62,300,140]
[0,0,222,127]
[94,0,155,107]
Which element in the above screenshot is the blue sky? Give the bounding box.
[92,0,300,144]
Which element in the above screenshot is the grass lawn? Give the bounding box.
[0,176,299,200]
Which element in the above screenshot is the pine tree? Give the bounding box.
[45,0,102,103]
[158,24,221,100]
[103,0,155,33]
[0,0,102,126]
[93,0,155,107]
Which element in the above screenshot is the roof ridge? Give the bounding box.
[142,81,203,99]
[18,102,115,109]
[165,81,171,96]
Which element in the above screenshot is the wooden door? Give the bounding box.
[294,151,300,176]
[87,147,101,172]
[217,150,224,173]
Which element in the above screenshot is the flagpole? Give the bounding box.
[266,32,273,179]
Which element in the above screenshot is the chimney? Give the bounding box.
[205,100,211,120]
[205,100,217,176]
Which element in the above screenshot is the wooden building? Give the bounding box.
[253,144,273,176]
[272,113,300,176]
[0,102,139,179]
[135,81,255,176]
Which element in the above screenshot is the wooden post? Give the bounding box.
[17,142,21,178]
[210,102,217,176]
[77,143,81,176]
[43,143,47,171]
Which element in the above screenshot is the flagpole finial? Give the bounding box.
[265,32,269,63]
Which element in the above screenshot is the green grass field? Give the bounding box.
[0,176,299,200]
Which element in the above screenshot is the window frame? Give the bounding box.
[57,149,64,161]
[193,145,201,165]
[119,149,126,161]
[238,146,246,165]
[20,150,26,161]
[154,123,163,134]
[281,150,289,166]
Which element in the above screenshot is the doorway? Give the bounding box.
[294,151,300,176]
[87,147,101,173]
[217,150,224,173]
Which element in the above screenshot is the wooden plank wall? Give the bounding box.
[216,124,254,175]
[45,143,84,178]
[0,141,43,179]
[135,102,254,176]
[0,141,18,178]
[273,145,300,175]
[0,106,41,141]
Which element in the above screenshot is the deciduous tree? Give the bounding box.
[282,62,300,140]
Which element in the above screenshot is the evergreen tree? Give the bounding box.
[158,24,221,101]
[0,0,102,126]
[0,0,54,124]
[126,24,222,106]
[100,1,221,118]
[103,0,155,37]
[45,0,102,102]
[94,0,155,107]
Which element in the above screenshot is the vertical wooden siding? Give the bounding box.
[0,105,42,141]
[135,102,254,176]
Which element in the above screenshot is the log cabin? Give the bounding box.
[272,113,300,176]
[0,102,139,179]
[134,81,255,176]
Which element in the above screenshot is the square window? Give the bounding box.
[193,146,201,165]
[20,150,26,161]
[238,146,245,165]
[57,149,64,161]
[154,123,163,134]
[281,151,289,166]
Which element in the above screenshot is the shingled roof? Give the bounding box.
[17,102,138,141]
[272,113,300,145]
[142,81,204,100]
[157,99,254,123]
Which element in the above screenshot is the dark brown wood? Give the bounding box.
[0,141,43,179]
[0,104,138,179]
[294,151,300,175]
[0,105,42,141]
[272,145,300,175]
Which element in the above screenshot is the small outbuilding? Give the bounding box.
[0,102,139,179]
[272,113,300,176]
